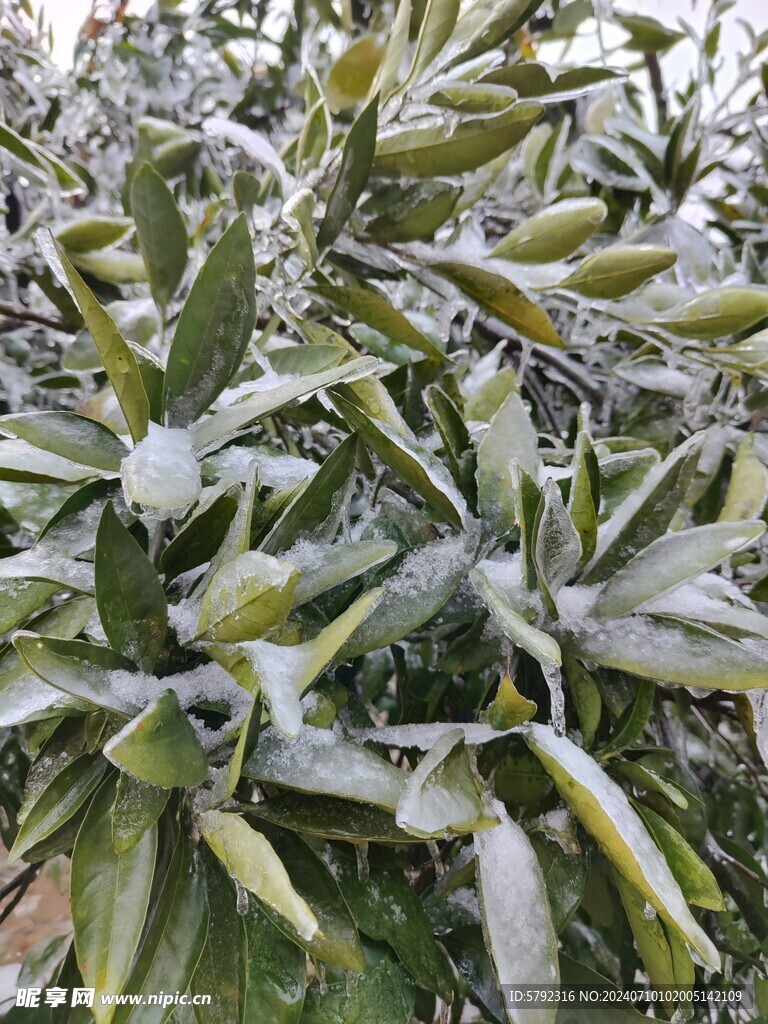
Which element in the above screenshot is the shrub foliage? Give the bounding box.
[2,0,768,1021]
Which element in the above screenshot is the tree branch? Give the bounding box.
[0,302,70,332]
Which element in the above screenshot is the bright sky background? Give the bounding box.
[30,0,768,96]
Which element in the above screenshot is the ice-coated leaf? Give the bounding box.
[38,230,150,444]
[583,433,704,583]
[164,214,256,427]
[325,848,455,1000]
[550,246,677,299]
[331,391,468,527]
[95,501,168,671]
[130,162,188,314]
[490,198,607,262]
[260,433,357,554]
[112,831,209,1024]
[637,287,768,339]
[198,550,299,642]
[434,261,564,347]
[482,62,626,102]
[14,633,140,714]
[325,35,384,111]
[718,434,768,522]
[229,589,381,737]
[533,479,581,612]
[591,520,764,618]
[615,872,677,992]
[477,391,540,536]
[9,753,106,863]
[471,564,562,669]
[486,666,537,729]
[568,430,599,568]
[396,728,497,838]
[523,723,719,970]
[291,538,398,605]
[300,954,415,1024]
[475,800,559,1024]
[203,117,293,197]
[191,855,246,1024]
[70,249,148,284]
[121,422,202,519]
[56,216,134,252]
[243,724,406,810]
[442,0,542,67]
[366,181,461,242]
[198,809,318,941]
[71,778,157,1024]
[317,95,378,250]
[405,0,460,87]
[369,0,411,98]
[190,356,378,455]
[0,412,128,472]
[247,793,418,844]
[566,608,768,691]
[312,284,446,361]
[0,120,85,194]
[104,690,209,788]
[636,805,725,911]
[0,438,98,484]
[241,902,306,1024]
[339,536,473,660]
[374,102,543,177]
[259,831,365,971]
[111,774,169,854]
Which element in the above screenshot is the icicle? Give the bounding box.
[235,879,249,916]
[315,960,328,996]
[439,1000,451,1024]
[344,971,359,998]
[356,841,370,884]
[542,663,566,737]
[643,901,657,921]
[516,339,533,387]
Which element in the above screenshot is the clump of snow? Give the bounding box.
[121,423,201,520]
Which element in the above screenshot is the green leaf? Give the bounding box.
[0,120,85,194]
[339,536,472,660]
[131,163,188,314]
[113,831,209,1024]
[325,36,384,111]
[523,722,719,970]
[615,872,677,993]
[71,778,157,1024]
[104,689,209,788]
[490,198,607,262]
[70,250,148,285]
[568,611,768,691]
[198,550,299,642]
[95,501,168,671]
[637,287,768,339]
[327,849,454,1000]
[443,0,542,67]
[396,728,497,838]
[331,391,468,526]
[160,484,239,583]
[550,246,677,299]
[190,356,378,455]
[312,284,446,362]
[246,793,418,844]
[563,656,601,750]
[598,679,654,759]
[405,0,460,87]
[482,62,626,102]
[191,854,246,1024]
[610,761,688,811]
[477,391,540,536]
[374,101,543,177]
[39,230,150,444]
[636,805,726,911]
[241,902,306,1024]
[718,434,768,522]
[0,412,128,473]
[14,633,139,714]
[111,774,169,854]
[164,214,256,427]
[475,801,560,1022]
[472,565,562,669]
[56,216,134,253]
[583,433,703,583]
[300,953,415,1024]
[243,724,406,810]
[366,182,461,242]
[198,809,318,940]
[615,12,685,51]
[533,479,581,613]
[226,589,382,737]
[9,754,106,864]
[317,95,378,251]
[433,261,564,347]
[292,539,398,605]
[486,666,537,729]
[591,520,764,618]
[258,831,365,971]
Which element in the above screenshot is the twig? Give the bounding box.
[0,302,69,332]
[0,864,38,926]
[644,52,668,130]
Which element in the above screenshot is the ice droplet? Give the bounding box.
[643,901,657,920]
[543,663,566,736]
[235,879,249,916]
